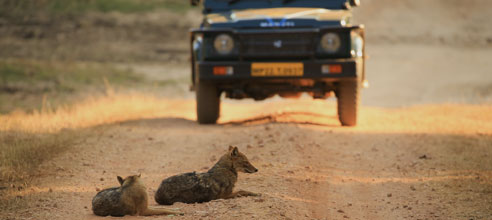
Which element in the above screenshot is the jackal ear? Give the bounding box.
[137,173,141,178]
[228,145,234,152]
[230,146,239,156]
[117,176,124,185]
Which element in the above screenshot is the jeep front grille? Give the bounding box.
[239,33,316,59]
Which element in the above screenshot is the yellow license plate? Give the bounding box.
[251,63,304,77]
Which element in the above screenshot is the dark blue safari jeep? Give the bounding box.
[189,0,366,126]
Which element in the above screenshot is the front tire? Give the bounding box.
[336,80,360,126]
[196,82,220,124]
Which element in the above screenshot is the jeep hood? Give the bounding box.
[204,0,349,13]
[204,8,352,28]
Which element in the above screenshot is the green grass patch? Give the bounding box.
[0,0,191,16]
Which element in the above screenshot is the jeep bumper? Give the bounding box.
[196,58,363,82]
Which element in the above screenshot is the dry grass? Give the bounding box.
[0,93,192,134]
[0,92,174,211]
[0,59,189,184]
[0,129,77,212]
[0,92,190,210]
[0,93,192,182]
[0,59,148,114]
[0,131,75,181]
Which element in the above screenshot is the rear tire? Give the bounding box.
[196,82,220,124]
[336,80,360,126]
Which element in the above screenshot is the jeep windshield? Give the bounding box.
[204,0,349,13]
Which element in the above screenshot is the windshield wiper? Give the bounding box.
[283,0,295,3]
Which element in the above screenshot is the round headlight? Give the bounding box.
[214,34,234,55]
[320,33,341,53]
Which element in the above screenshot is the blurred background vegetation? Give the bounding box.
[0,0,190,17]
[0,0,195,192]
[0,0,196,114]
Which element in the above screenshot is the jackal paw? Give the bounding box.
[171,208,184,215]
[167,210,184,216]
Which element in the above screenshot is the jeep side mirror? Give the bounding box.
[349,0,360,7]
[190,0,200,6]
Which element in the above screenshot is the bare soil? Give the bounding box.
[1,0,492,219]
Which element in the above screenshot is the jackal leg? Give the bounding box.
[225,190,261,199]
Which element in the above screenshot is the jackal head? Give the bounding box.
[229,146,258,173]
[117,174,142,187]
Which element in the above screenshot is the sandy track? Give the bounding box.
[4,99,491,220]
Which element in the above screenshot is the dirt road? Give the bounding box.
[1,0,492,219]
[4,99,491,219]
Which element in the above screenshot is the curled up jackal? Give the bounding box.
[155,146,259,205]
[92,174,182,217]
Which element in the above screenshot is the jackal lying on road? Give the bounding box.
[155,146,259,205]
[92,174,182,217]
